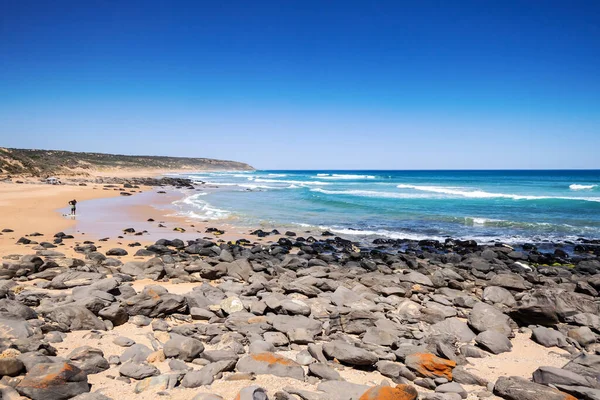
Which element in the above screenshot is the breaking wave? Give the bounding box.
[570,184,598,191]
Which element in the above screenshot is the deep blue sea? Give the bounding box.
[170,170,600,244]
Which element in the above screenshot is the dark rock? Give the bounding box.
[236,352,305,380]
[475,330,513,354]
[493,375,577,400]
[46,305,106,331]
[106,248,128,256]
[163,335,205,362]
[510,289,599,327]
[16,362,90,400]
[323,340,378,366]
[533,366,597,388]
[119,362,160,380]
[67,346,110,374]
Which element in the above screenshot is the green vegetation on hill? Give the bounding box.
[0,147,254,176]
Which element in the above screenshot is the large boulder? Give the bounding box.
[46,305,106,331]
[510,289,599,326]
[468,302,512,336]
[16,362,90,400]
[123,286,187,317]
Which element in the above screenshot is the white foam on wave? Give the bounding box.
[311,188,431,199]
[315,174,376,180]
[469,217,499,226]
[321,225,592,245]
[268,173,288,177]
[570,184,598,190]
[397,184,600,202]
[202,181,240,186]
[325,227,448,242]
[253,178,330,185]
[173,193,230,220]
[238,184,280,190]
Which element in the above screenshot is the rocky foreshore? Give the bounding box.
[0,230,599,400]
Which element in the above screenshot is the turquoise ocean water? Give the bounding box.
[171,170,600,244]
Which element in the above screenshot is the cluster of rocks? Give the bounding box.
[71,177,195,189]
[0,232,599,399]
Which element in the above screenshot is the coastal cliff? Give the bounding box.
[0,147,254,176]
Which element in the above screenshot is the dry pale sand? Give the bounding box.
[465,330,571,384]
[49,314,570,399]
[54,323,391,400]
[0,182,133,257]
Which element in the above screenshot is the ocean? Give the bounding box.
[170,170,600,244]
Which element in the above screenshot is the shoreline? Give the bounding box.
[0,169,598,400]
[2,172,598,265]
[0,172,296,262]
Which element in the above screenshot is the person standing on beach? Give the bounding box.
[69,199,77,215]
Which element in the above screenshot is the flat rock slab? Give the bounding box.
[493,376,578,400]
[236,352,305,380]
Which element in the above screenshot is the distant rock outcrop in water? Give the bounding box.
[0,147,254,176]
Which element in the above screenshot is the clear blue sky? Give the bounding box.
[1,0,599,169]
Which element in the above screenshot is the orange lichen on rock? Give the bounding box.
[145,288,161,300]
[359,384,419,400]
[251,352,298,366]
[36,362,74,388]
[247,316,268,324]
[405,352,456,380]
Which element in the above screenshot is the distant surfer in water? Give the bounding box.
[68,199,77,216]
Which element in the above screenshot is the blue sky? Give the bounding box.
[1,0,599,169]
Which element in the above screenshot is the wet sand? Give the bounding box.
[0,178,289,262]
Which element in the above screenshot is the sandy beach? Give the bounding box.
[0,181,131,257]
[0,170,597,400]
[0,173,283,261]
